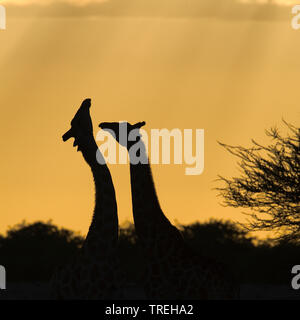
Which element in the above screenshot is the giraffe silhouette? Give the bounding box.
[50,100,126,299]
[99,121,240,300]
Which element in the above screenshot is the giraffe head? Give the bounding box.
[62,98,93,151]
[99,121,146,149]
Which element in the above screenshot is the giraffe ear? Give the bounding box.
[132,121,146,129]
[62,128,74,142]
[99,122,107,129]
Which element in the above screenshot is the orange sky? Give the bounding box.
[0,0,299,238]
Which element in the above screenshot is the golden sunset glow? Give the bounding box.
[0,0,299,238]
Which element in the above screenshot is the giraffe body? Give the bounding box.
[50,254,125,300]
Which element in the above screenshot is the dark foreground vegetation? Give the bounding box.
[0,220,298,285]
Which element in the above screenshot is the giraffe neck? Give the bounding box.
[128,140,179,247]
[79,137,119,258]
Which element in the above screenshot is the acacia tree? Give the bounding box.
[217,120,300,243]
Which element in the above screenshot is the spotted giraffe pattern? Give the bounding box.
[50,100,126,300]
[99,122,239,300]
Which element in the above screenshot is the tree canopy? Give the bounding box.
[217,120,300,243]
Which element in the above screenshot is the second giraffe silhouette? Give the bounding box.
[99,121,239,299]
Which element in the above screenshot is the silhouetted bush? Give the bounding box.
[0,221,83,282]
[0,219,299,284]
